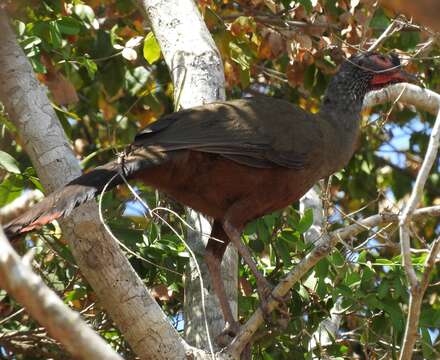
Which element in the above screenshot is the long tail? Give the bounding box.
[2,147,168,239]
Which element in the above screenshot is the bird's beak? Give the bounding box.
[370,68,418,86]
[390,69,418,83]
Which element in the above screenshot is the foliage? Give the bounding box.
[1,0,440,359]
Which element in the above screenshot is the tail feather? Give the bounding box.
[2,147,169,239]
[2,162,121,239]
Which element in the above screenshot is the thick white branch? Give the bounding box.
[0,11,188,359]
[364,83,440,114]
[0,228,123,360]
[137,0,234,351]
[367,83,440,360]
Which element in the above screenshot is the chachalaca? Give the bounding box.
[3,52,412,335]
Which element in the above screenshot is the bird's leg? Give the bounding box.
[204,221,239,346]
[223,220,275,313]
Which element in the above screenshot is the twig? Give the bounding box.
[100,172,216,359]
[225,206,440,356]
[0,228,123,360]
[0,308,25,326]
[367,18,401,52]
[398,104,440,360]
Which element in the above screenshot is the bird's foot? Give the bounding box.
[215,320,240,348]
[256,277,290,327]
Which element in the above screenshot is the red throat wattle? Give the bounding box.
[370,71,412,86]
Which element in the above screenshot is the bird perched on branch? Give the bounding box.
[3,52,413,337]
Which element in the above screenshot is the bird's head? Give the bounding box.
[322,51,416,117]
[344,52,415,91]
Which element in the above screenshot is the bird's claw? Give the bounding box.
[256,278,290,327]
[215,321,240,348]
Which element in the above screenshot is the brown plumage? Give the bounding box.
[3,52,412,335]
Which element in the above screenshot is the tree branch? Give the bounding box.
[0,10,188,359]
[398,99,440,360]
[364,83,440,114]
[0,228,123,360]
[136,0,234,351]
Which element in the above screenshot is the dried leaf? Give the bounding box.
[240,277,253,297]
[286,61,306,87]
[98,97,117,121]
[230,16,256,36]
[258,29,284,59]
[151,284,173,301]
[46,72,79,106]
[295,33,313,50]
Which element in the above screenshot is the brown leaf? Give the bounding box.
[45,72,79,106]
[286,61,306,87]
[151,284,173,301]
[40,53,79,106]
[240,276,253,296]
[258,29,284,60]
[98,97,117,121]
[295,33,313,51]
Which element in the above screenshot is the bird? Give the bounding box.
[3,52,412,336]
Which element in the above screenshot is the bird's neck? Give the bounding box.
[316,72,369,175]
[319,71,368,132]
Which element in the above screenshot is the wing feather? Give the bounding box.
[133,97,317,170]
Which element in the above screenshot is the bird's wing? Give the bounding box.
[133,97,320,169]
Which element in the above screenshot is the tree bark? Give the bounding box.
[0,10,188,360]
[0,228,123,360]
[137,0,238,349]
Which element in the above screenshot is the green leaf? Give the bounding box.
[143,32,161,64]
[20,36,42,50]
[57,17,81,35]
[30,57,46,73]
[275,239,291,265]
[421,327,434,359]
[377,280,389,299]
[298,0,313,12]
[257,219,270,243]
[374,258,396,266]
[0,175,24,206]
[331,250,345,267]
[0,151,20,174]
[315,258,329,278]
[296,208,313,234]
[48,21,62,48]
[399,31,420,51]
[65,287,87,301]
[381,301,404,331]
[370,9,390,29]
[357,250,367,263]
